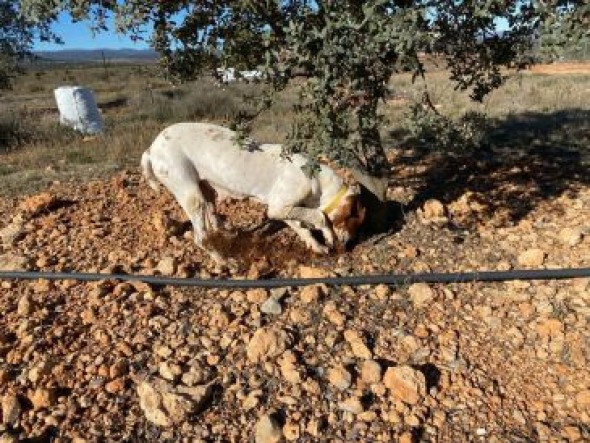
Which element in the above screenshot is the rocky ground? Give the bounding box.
[0,152,588,442]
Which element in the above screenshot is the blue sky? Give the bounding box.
[34,12,151,51]
[35,10,511,52]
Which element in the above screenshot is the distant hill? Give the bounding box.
[33,48,159,63]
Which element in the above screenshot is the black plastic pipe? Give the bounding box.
[0,267,588,289]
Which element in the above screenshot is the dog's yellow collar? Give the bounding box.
[322,185,348,215]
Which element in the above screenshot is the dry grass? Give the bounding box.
[0,62,588,197]
[0,64,271,195]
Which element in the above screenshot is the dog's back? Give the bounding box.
[141,122,364,259]
[145,123,311,204]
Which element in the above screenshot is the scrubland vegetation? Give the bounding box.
[1,61,588,197]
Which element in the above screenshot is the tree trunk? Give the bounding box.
[352,168,392,235]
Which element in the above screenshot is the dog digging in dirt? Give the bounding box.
[141,122,366,264]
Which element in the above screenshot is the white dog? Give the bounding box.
[141,122,365,262]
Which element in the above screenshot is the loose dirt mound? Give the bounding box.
[0,164,588,441]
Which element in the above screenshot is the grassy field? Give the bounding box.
[0,61,589,197]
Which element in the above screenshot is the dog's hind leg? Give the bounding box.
[157,162,224,263]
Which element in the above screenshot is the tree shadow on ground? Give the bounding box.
[376,108,590,232]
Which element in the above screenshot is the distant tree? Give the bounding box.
[0,0,57,90]
[20,1,589,193]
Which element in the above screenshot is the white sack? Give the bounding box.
[54,86,104,135]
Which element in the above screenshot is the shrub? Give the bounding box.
[0,112,35,151]
[406,103,488,153]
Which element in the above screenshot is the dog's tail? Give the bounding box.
[141,150,160,192]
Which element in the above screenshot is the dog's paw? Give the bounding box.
[209,251,240,273]
[311,244,330,255]
[225,257,239,273]
[322,227,335,248]
[208,249,227,265]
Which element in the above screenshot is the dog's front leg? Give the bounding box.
[283,220,329,254]
[320,223,335,248]
[286,206,335,248]
[269,206,334,253]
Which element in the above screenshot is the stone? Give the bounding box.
[338,397,364,414]
[105,377,126,394]
[558,227,584,246]
[343,330,372,359]
[1,393,21,426]
[247,289,268,304]
[536,318,564,339]
[137,381,172,427]
[328,365,352,391]
[278,351,302,384]
[270,287,288,299]
[306,419,322,438]
[374,284,390,300]
[0,253,28,271]
[283,421,300,441]
[289,309,312,325]
[80,308,97,325]
[154,345,173,359]
[137,379,212,427]
[28,360,53,384]
[181,369,205,387]
[403,245,420,258]
[562,426,582,441]
[299,266,334,278]
[156,256,177,276]
[576,390,590,411]
[360,360,382,385]
[418,199,448,224]
[151,211,181,236]
[408,283,435,308]
[159,362,182,382]
[29,388,57,410]
[32,279,52,293]
[323,302,345,326]
[255,414,282,443]
[0,368,10,384]
[517,249,546,267]
[0,222,24,246]
[243,390,262,411]
[383,366,426,405]
[299,285,323,304]
[17,294,33,316]
[175,384,213,414]
[247,328,291,363]
[161,391,193,424]
[19,192,61,217]
[261,296,282,315]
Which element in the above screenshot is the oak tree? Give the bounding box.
[21,1,589,190]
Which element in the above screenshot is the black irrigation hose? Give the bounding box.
[0,267,589,289]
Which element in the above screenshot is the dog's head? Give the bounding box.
[325,184,366,246]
